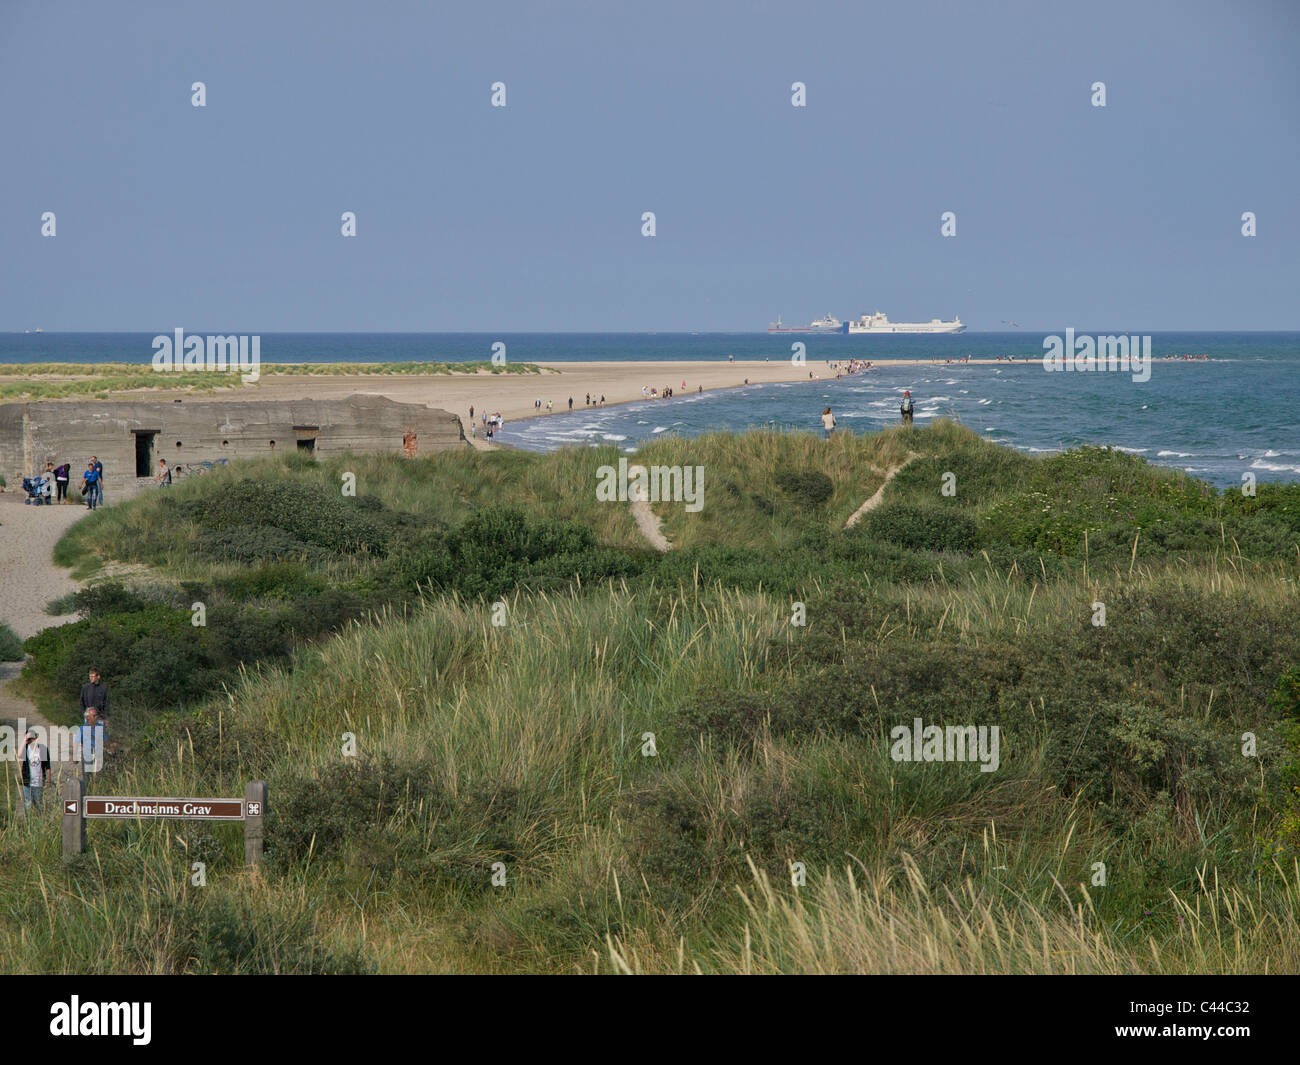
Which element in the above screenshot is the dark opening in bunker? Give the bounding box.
[132,430,158,476]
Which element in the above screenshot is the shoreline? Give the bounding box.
[0,358,1039,427]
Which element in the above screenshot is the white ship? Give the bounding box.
[847,310,964,334]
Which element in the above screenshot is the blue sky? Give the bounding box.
[2,0,1297,331]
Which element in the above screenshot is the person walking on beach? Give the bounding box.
[53,461,70,502]
[469,405,474,420]
[19,728,50,813]
[900,390,915,427]
[821,407,837,439]
[90,456,104,506]
[568,397,574,410]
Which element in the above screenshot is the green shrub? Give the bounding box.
[194,525,331,566]
[862,502,980,553]
[774,470,834,509]
[0,623,24,662]
[70,582,156,617]
[178,481,405,556]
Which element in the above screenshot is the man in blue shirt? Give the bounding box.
[90,456,104,505]
[81,462,100,509]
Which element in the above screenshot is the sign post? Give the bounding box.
[61,777,85,859]
[62,782,268,867]
[244,779,266,867]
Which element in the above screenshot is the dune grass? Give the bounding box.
[5,424,1300,973]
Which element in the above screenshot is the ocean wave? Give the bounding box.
[1251,459,1300,473]
[1112,446,1149,454]
[1157,450,1195,458]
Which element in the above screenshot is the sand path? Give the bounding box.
[0,496,84,637]
[845,455,918,528]
[0,497,87,817]
[628,469,672,552]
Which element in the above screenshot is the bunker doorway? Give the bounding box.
[293,425,320,457]
[133,430,158,476]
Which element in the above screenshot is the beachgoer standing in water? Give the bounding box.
[821,407,836,440]
[900,390,914,427]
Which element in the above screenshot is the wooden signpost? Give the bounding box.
[61,778,267,866]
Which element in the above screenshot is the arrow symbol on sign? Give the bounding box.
[65,801,78,814]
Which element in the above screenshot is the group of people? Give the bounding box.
[641,384,687,399]
[819,390,917,439]
[26,456,104,507]
[17,667,110,813]
[469,409,505,440]
[830,360,874,378]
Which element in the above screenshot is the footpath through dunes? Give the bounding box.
[845,454,920,528]
[627,469,673,551]
[0,496,84,637]
[0,496,88,816]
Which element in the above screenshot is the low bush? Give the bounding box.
[0,623,24,662]
[862,502,980,553]
[774,470,834,510]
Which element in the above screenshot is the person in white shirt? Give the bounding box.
[821,407,837,439]
[20,729,51,812]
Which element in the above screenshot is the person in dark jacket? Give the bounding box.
[80,668,108,721]
[19,729,51,811]
[53,461,71,502]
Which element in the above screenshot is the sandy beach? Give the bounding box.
[0,357,1019,427]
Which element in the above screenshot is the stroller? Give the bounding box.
[22,474,54,505]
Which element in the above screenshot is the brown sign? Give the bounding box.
[83,796,245,821]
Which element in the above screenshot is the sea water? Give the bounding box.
[4,331,1297,488]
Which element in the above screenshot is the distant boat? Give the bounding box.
[767,314,847,334]
[847,311,964,335]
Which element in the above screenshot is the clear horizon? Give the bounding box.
[2,0,1297,332]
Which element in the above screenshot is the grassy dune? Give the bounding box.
[5,422,1300,973]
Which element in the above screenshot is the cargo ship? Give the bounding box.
[767,314,847,334]
[846,311,964,334]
